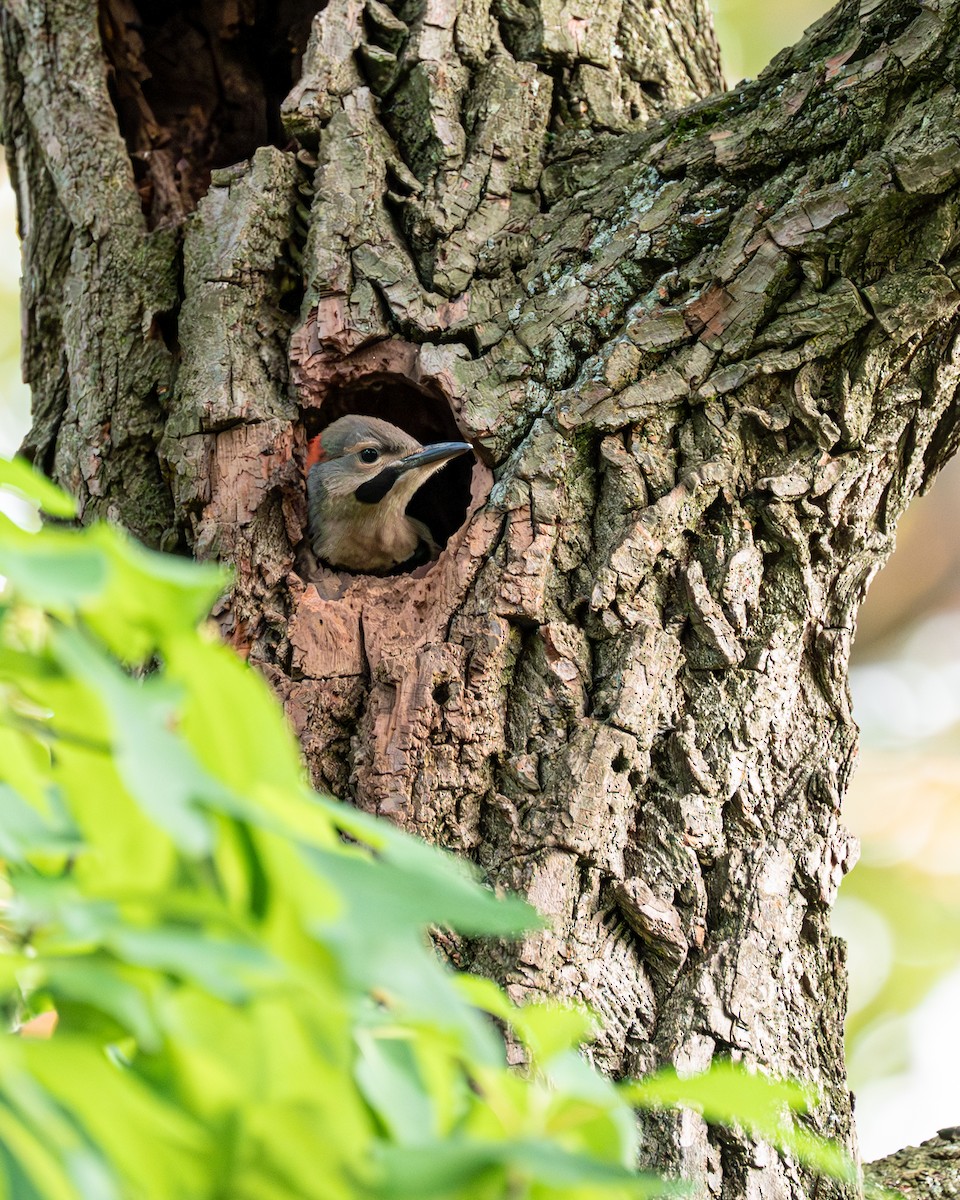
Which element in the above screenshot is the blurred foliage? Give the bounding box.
[841,652,960,1052]
[708,0,834,85]
[842,849,960,1045]
[626,1065,851,1181]
[0,461,848,1198]
[841,616,960,1133]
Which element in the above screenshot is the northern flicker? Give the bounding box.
[305,415,473,573]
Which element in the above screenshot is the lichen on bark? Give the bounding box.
[5,0,960,1196]
[864,1127,960,1198]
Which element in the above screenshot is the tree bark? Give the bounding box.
[5,0,960,1195]
[865,1128,960,1197]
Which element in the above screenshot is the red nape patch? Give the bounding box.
[304,434,326,473]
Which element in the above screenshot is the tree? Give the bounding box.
[3,0,960,1195]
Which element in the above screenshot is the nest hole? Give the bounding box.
[303,375,476,569]
[99,0,317,228]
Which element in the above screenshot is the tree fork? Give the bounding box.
[5,0,960,1194]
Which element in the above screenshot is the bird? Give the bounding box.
[305,415,473,573]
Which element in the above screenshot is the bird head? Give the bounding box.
[305,415,473,572]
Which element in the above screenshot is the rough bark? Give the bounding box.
[4,0,960,1196]
[865,1128,960,1197]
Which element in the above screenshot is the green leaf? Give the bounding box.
[107,926,280,1002]
[163,634,307,799]
[306,843,529,1061]
[356,1030,436,1143]
[23,1038,209,1200]
[0,724,56,813]
[0,783,78,861]
[311,841,533,942]
[0,1040,120,1200]
[77,525,226,662]
[373,1139,676,1197]
[0,519,107,608]
[0,459,76,518]
[625,1061,812,1125]
[315,795,539,936]
[36,959,163,1052]
[50,625,229,854]
[0,1106,80,1200]
[624,1063,855,1182]
[783,1126,857,1181]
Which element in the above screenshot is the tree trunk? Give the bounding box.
[5,0,960,1194]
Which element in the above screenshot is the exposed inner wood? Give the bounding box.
[98,0,317,227]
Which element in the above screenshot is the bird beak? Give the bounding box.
[396,441,473,473]
[354,441,473,504]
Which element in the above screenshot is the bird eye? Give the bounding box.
[359,447,380,464]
